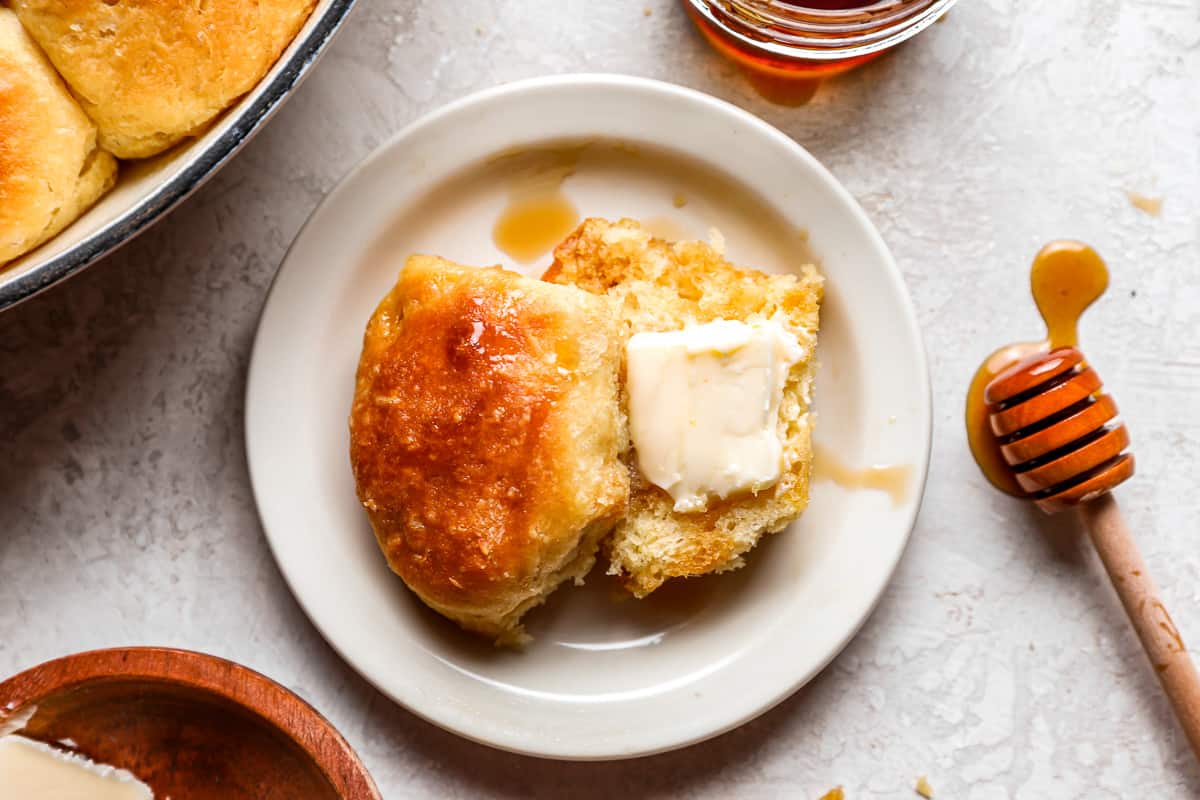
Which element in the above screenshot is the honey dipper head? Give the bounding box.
[984,347,1134,513]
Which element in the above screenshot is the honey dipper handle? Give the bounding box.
[1080,493,1200,759]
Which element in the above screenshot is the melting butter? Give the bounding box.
[626,319,805,512]
[0,735,153,799]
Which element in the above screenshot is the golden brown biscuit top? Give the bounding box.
[10,0,316,158]
[350,259,591,611]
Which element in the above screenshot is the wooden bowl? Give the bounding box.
[0,648,381,799]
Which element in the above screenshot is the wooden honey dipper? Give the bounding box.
[967,241,1200,759]
[984,347,1133,513]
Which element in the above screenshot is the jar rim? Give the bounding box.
[685,0,959,62]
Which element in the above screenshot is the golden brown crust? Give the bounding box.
[11,0,316,159]
[0,8,116,266]
[546,218,823,596]
[350,257,628,639]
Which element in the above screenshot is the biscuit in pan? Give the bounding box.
[10,0,316,159]
[0,7,117,266]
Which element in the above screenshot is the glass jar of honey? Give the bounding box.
[684,0,958,102]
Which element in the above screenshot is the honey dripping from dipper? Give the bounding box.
[965,241,1117,498]
[964,245,1200,760]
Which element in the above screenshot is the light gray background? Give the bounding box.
[2,1,1198,797]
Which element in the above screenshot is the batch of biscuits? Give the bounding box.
[0,0,315,265]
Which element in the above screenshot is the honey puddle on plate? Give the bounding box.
[813,443,911,507]
[492,148,581,263]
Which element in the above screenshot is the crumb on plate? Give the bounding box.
[1126,190,1163,216]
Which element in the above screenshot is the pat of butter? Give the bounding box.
[0,735,153,800]
[626,319,805,512]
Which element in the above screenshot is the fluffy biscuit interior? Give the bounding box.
[544,218,823,597]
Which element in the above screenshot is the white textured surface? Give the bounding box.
[1,1,1198,796]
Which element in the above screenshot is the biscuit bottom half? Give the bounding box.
[545,218,824,597]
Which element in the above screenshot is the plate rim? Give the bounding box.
[245,73,933,760]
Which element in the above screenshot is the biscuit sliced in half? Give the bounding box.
[10,0,316,159]
[350,257,629,643]
[544,218,823,597]
[0,8,117,266]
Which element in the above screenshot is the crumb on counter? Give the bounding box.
[643,7,653,16]
[915,775,934,798]
[818,788,844,800]
[1126,190,1163,216]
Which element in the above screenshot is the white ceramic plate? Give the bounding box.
[246,75,931,760]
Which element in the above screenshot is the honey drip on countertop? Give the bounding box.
[744,73,824,107]
[492,149,581,263]
[813,443,912,507]
[965,241,1110,495]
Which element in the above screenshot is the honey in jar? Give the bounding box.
[683,0,958,104]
